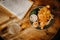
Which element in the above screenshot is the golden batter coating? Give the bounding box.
[38,5,52,29]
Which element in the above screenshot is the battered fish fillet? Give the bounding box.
[38,5,51,29]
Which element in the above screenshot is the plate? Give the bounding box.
[29,6,54,30]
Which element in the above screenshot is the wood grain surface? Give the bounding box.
[0,0,60,40]
[18,0,60,40]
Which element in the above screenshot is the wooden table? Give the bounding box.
[17,0,60,40]
[0,0,60,40]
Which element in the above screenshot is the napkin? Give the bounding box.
[0,0,33,19]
